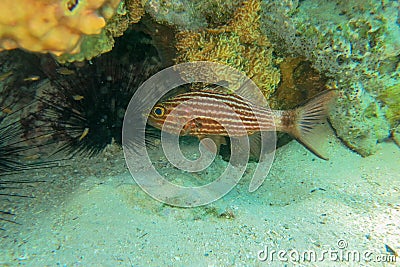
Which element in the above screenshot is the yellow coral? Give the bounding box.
[0,0,121,56]
[227,0,269,46]
[127,0,147,24]
[175,0,280,98]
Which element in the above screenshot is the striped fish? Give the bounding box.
[148,89,336,160]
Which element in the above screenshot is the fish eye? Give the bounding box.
[152,106,165,117]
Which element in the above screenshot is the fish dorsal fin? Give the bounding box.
[198,82,232,94]
[200,79,267,107]
[234,78,267,107]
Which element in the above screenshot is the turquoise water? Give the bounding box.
[1,0,399,266]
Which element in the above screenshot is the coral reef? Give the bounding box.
[144,0,243,30]
[0,0,121,58]
[57,0,147,62]
[139,16,178,66]
[272,57,328,109]
[175,0,280,98]
[261,0,400,156]
[2,0,397,157]
[127,0,146,24]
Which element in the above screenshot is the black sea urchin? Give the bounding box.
[0,179,40,231]
[38,53,161,157]
[0,86,42,173]
[0,83,53,230]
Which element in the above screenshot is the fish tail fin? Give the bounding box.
[289,90,337,160]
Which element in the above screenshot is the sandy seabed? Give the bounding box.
[1,136,399,266]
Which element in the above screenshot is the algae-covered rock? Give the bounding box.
[0,0,121,56]
[393,125,400,147]
[330,87,391,156]
[144,0,243,30]
[261,0,400,156]
[378,83,400,127]
[56,0,142,63]
[174,0,280,98]
[56,30,117,63]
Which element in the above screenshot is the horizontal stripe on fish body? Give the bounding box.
[147,89,337,160]
[156,91,277,136]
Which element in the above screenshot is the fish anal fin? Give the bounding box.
[198,135,226,155]
[247,133,262,161]
[247,132,276,161]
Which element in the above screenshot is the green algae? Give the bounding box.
[378,83,400,127]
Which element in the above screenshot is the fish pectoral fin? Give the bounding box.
[198,135,226,155]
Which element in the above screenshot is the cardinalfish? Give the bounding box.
[147,88,336,160]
